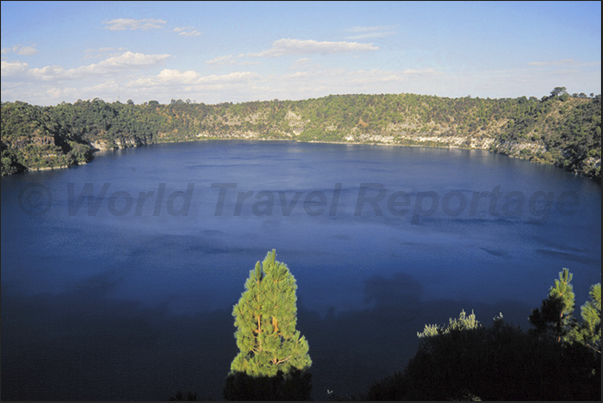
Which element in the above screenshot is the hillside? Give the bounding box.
[2,90,600,181]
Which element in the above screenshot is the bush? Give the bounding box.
[367,313,600,400]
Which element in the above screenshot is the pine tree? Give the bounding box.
[529,268,576,342]
[224,250,311,400]
[572,283,601,353]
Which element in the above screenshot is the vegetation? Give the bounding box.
[366,269,601,401]
[529,268,601,353]
[192,260,599,401]
[224,250,312,400]
[2,89,600,181]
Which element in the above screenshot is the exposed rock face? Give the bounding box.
[490,139,547,156]
[91,140,112,151]
[115,138,138,149]
[91,138,142,150]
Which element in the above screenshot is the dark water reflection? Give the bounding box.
[1,141,600,400]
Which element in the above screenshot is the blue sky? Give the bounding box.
[1,1,600,105]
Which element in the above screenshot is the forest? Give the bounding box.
[1,87,601,181]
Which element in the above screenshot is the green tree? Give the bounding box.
[224,250,311,400]
[529,268,575,342]
[572,283,602,353]
[529,268,602,354]
[551,86,568,97]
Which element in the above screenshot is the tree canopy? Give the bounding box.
[229,250,311,377]
[224,250,312,400]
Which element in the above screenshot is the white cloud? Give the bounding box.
[179,30,201,37]
[17,45,39,56]
[206,55,236,66]
[98,51,170,68]
[155,68,202,84]
[120,70,265,104]
[246,38,379,57]
[344,26,397,40]
[46,86,78,99]
[30,65,69,80]
[128,69,260,88]
[174,27,201,37]
[1,60,30,77]
[1,44,38,56]
[206,38,378,69]
[2,51,170,81]
[103,18,167,31]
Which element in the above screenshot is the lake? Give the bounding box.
[1,140,601,400]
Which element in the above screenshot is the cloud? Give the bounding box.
[206,38,379,68]
[97,51,170,68]
[246,38,379,57]
[121,70,265,104]
[1,60,30,77]
[46,86,79,99]
[206,55,236,66]
[127,66,443,101]
[173,27,201,37]
[2,51,170,81]
[344,25,397,40]
[1,44,38,56]
[103,18,167,31]
[128,69,260,88]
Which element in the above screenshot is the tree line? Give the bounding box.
[2,88,601,181]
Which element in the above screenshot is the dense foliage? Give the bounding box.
[366,269,601,401]
[530,269,601,353]
[2,89,600,180]
[224,250,312,400]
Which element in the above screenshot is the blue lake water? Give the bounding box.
[1,140,601,400]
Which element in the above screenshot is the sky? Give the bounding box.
[1,1,601,106]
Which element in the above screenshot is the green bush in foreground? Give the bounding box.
[367,269,601,400]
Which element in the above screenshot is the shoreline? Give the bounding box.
[9,137,600,183]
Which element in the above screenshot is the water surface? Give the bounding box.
[2,141,600,400]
